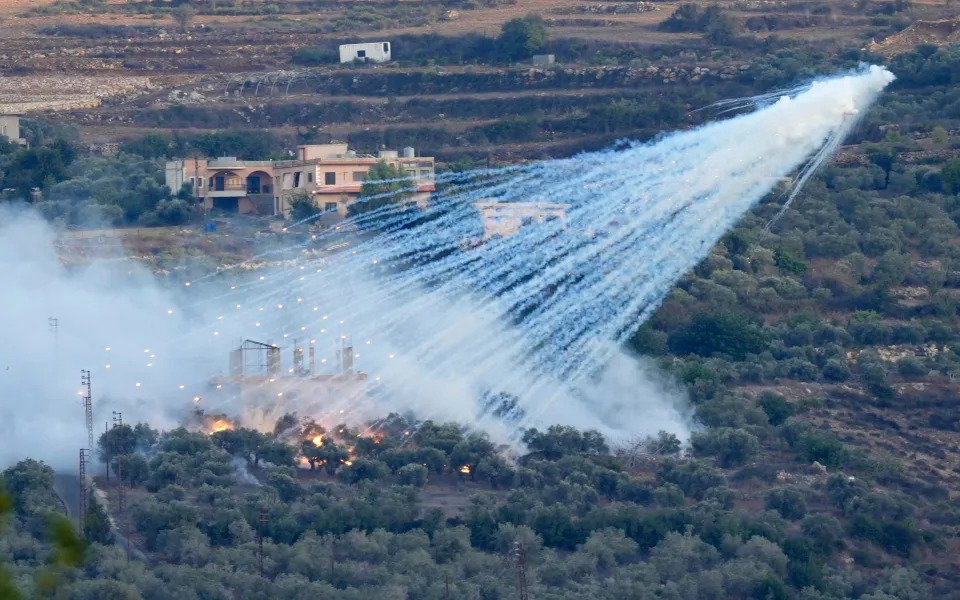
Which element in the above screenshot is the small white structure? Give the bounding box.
[0,114,26,146]
[532,54,556,66]
[339,42,391,64]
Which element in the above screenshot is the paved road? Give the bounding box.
[53,473,148,563]
[53,473,79,521]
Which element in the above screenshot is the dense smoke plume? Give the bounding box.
[0,66,894,468]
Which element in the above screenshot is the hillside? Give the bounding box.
[5,0,960,599]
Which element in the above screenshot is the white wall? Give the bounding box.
[339,42,391,64]
[164,160,186,194]
[0,115,21,143]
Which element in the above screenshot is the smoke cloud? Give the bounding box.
[0,66,893,468]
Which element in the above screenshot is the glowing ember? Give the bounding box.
[312,435,323,447]
[459,465,471,475]
[209,419,234,434]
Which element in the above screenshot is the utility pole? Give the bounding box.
[445,572,451,600]
[104,422,110,483]
[112,411,129,561]
[514,541,529,600]
[81,370,93,452]
[78,448,89,533]
[257,507,268,577]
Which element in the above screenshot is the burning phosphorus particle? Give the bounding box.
[312,435,323,447]
[459,465,471,475]
[210,419,233,433]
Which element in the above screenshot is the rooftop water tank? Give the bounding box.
[378,150,399,159]
[402,146,415,158]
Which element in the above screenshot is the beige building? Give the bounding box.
[474,201,569,239]
[0,114,27,146]
[165,144,434,221]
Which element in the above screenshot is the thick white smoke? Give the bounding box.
[0,66,893,468]
[0,210,207,468]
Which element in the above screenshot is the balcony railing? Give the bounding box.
[209,183,247,192]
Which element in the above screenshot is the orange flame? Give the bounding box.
[459,465,470,475]
[312,435,323,447]
[209,419,234,434]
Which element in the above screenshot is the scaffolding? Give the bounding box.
[230,339,281,377]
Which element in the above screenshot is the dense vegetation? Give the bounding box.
[0,407,944,599]
[7,0,960,594]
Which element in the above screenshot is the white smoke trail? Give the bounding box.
[0,66,893,467]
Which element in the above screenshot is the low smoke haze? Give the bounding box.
[0,207,696,469]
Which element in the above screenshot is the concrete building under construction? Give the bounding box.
[211,339,368,409]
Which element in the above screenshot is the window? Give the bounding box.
[383,42,389,52]
[352,171,367,182]
[357,49,366,58]
[324,202,338,213]
[263,184,271,193]
[324,172,336,185]
[294,172,301,188]
[307,172,314,183]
